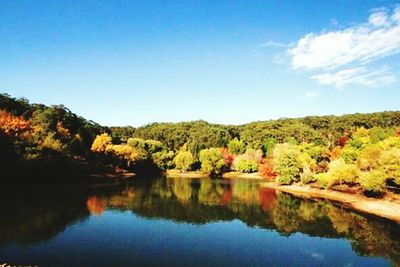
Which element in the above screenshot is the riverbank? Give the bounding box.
[166,170,210,178]
[262,182,400,223]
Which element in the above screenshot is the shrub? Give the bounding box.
[199,148,226,174]
[359,170,386,194]
[233,157,259,173]
[378,136,400,150]
[315,173,330,189]
[300,166,316,184]
[326,159,359,186]
[356,146,382,171]
[174,151,194,172]
[341,146,361,163]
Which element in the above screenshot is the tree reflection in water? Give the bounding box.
[0,177,399,265]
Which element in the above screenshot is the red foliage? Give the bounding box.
[220,187,233,206]
[258,158,277,179]
[337,136,349,147]
[258,188,277,211]
[396,128,400,136]
[221,147,234,166]
[0,110,31,137]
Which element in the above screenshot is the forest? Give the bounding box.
[1,93,400,196]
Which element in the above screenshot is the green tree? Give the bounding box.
[227,138,246,155]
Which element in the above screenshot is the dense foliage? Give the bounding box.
[2,93,400,197]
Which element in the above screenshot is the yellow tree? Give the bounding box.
[91,133,112,153]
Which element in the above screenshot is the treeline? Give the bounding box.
[2,92,400,195]
[0,93,105,180]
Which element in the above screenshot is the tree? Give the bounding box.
[273,143,312,184]
[379,148,400,185]
[174,151,194,172]
[357,146,382,171]
[199,148,226,174]
[227,138,246,155]
[324,159,359,187]
[258,158,277,179]
[91,133,112,153]
[152,150,175,170]
[0,110,31,137]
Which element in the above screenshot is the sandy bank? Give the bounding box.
[262,183,400,223]
[222,172,264,180]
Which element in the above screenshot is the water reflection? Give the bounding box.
[0,177,399,266]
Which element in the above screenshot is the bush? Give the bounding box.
[233,157,259,173]
[315,173,330,189]
[359,170,386,194]
[199,148,226,174]
[356,146,382,171]
[341,146,360,163]
[300,166,316,184]
[325,159,359,187]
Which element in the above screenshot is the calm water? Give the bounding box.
[0,177,399,267]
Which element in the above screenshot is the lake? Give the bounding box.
[0,176,399,266]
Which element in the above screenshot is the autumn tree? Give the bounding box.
[174,151,194,172]
[91,133,112,153]
[199,148,226,174]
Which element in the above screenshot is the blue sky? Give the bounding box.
[1,0,400,126]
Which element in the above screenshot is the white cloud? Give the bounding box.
[311,66,396,88]
[260,41,291,48]
[288,7,400,88]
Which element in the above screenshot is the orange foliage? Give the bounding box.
[329,146,342,160]
[86,196,105,216]
[0,110,31,137]
[258,158,277,179]
[221,147,234,166]
[220,187,233,206]
[258,188,277,211]
[56,121,70,137]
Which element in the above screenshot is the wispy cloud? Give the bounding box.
[260,41,291,48]
[287,6,400,88]
[303,91,318,98]
[311,66,396,88]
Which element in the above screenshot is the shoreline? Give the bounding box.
[165,170,210,178]
[262,183,400,223]
[222,172,264,180]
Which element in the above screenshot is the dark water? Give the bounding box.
[0,177,399,267]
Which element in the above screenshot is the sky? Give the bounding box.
[1,0,400,127]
